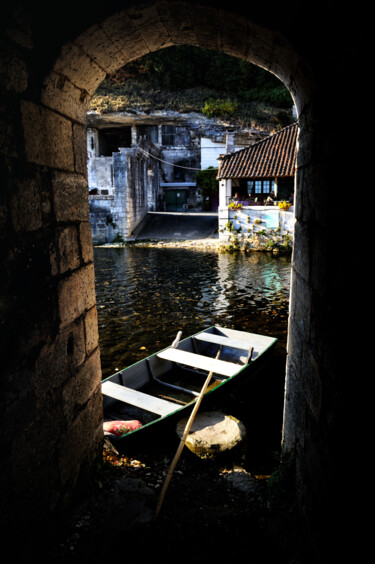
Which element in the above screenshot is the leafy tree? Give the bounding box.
[196,167,219,210]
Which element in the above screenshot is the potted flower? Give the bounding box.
[277,201,291,211]
[229,202,243,210]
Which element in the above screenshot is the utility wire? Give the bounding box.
[139,147,203,171]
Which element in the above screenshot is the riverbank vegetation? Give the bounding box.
[89,45,294,132]
[219,231,293,254]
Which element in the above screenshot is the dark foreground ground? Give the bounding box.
[41,350,311,564]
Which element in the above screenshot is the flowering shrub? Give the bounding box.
[278,201,291,211]
[228,202,243,210]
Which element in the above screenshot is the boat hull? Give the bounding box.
[102,326,277,451]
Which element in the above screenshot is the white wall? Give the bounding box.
[218,205,295,241]
[201,137,247,170]
[201,137,226,169]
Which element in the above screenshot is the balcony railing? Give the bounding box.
[226,196,273,207]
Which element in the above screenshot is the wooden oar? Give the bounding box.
[153,345,222,520]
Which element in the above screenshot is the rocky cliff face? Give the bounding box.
[86,109,269,147]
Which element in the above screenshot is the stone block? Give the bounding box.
[62,349,102,425]
[41,71,88,124]
[34,321,86,400]
[79,221,94,264]
[74,24,127,74]
[157,2,198,45]
[58,225,80,273]
[59,384,103,489]
[84,306,99,355]
[101,11,157,62]
[58,264,96,328]
[73,123,88,175]
[52,42,106,95]
[189,5,221,50]
[126,4,174,52]
[52,171,90,223]
[21,101,74,170]
[11,174,42,232]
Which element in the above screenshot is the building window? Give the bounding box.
[98,127,132,156]
[263,180,271,194]
[161,125,188,146]
[138,125,158,144]
[248,179,272,195]
[162,125,177,146]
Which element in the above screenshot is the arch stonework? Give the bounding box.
[1,1,359,558]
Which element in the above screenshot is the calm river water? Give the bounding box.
[93,246,291,379]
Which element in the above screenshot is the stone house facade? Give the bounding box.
[87,111,263,242]
[217,123,297,242]
[87,128,161,243]
[217,122,297,208]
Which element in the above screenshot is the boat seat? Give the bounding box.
[102,381,179,417]
[156,348,240,377]
[193,332,253,351]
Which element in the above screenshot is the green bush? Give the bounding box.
[196,167,219,210]
[202,98,238,118]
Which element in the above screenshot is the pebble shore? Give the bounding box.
[95,232,292,253]
[96,237,220,250]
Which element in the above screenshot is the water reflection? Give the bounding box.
[93,247,291,378]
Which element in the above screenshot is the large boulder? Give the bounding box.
[176,411,246,460]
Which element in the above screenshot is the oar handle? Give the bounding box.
[171,331,182,348]
[154,346,222,520]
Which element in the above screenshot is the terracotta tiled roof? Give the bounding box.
[217,122,298,179]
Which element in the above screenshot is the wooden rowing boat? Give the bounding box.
[102,325,277,448]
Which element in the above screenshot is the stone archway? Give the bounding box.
[1,1,356,559]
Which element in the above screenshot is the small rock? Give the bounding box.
[223,467,259,494]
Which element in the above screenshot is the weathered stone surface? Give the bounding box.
[126,4,174,52]
[73,123,89,175]
[52,171,90,223]
[58,225,80,273]
[59,384,103,489]
[42,71,88,124]
[101,11,152,63]
[21,101,75,169]
[35,321,86,401]
[52,42,106,95]
[176,411,247,459]
[84,306,99,355]
[10,174,43,232]
[79,221,94,263]
[157,2,198,46]
[62,349,102,425]
[58,264,96,328]
[74,24,129,74]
